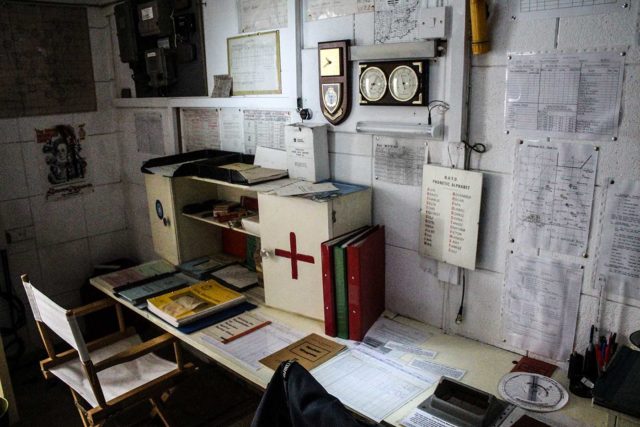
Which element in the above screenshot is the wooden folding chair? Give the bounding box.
[21,274,193,427]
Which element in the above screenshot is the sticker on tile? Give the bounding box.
[36,124,93,201]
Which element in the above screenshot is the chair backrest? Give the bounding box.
[21,275,91,363]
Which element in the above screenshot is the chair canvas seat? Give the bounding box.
[50,334,176,407]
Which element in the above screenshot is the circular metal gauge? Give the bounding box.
[498,372,569,412]
[389,65,419,102]
[359,66,387,102]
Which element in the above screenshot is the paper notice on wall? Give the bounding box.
[243,109,293,154]
[510,0,624,20]
[505,51,624,141]
[419,165,483,270]
[512,141,598,257]
[503,253,583,361]
[227,31,281,95]
[374,0,444,44]
[238,0,287,33]
[374,137,426,186]
[134,112,165,155]
[597,179,640,301]
[182,108,220,152]
[219,108,245,153]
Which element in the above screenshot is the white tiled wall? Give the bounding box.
[105,0,640,362]
[0,5,128,351]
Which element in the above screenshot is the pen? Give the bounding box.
[221,320,271,344]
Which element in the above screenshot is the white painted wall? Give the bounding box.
[0,7,128,350]
[110,0,640,360]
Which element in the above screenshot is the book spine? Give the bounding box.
[347,245,362,341]
[321,243,337,337]
[334,246,349,339]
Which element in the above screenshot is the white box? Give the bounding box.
[285,123,330,183]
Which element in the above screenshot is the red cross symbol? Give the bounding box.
[274,232,315,280]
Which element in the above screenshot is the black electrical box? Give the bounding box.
[114,2,138,63]
[145,48,176,87]
[137,0,172,37]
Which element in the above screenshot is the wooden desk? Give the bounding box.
[91,275,609,426]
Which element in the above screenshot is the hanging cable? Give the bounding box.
[455,269,466,324]
[427,100,450,126]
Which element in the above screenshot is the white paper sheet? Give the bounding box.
[512,141,598,257]
[145,160,194,177]
[401,408,458,427]
[505,51,624,140]
[272,182,338,197]
[134,112,164,155]
[254,146,288,169]
[419,165,483,270]
[182,108,220,152]
[597,179,640,301]
[227,31,281,95]
[510,0,623,20]
[237,0,287,33]
[409,358,466,380]
[243,109,292,154]
[363,317,431,349]
[219,108,245,153]
[198,319,304,371]
[503,253,583,361]
[374,137,426,186]
[374,0,443,44]
[311,349,433,422]
[249,178,303,193]
[385,342,437,359]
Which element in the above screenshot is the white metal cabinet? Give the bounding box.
[258,189,372,320]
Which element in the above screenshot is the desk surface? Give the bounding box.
[90,276,607,426]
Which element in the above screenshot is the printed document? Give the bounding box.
[504,253,583,361]
[374,137,426,186]
[182,108,220,152]
[597,179,640,301]
[219,108,245,153]
[512,141,598,257]
[505,51,624,140]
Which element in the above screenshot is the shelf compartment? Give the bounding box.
[182,212,260,238]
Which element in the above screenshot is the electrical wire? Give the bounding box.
[427,100,450,125]
[455,269,465,324]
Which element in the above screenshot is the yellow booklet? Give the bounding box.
[147,280,245,327]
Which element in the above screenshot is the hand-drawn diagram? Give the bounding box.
[374,0,421,44]
[513,141,598,257]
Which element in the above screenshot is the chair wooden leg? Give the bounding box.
[150,397,173,427]
[70,389,91,427]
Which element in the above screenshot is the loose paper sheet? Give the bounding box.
[362,317,430,350]
[401,408,457,427]
[243,109,292,154]
[510,0,623,20]
[198,318,304,370]
[374,137,426,186]
[273,182,338,197]
[182,108,220,152]
[200,313,270,343]
[219,108,245,153]
[503,253,583,361]
[238,0,287,33]
[597,179,640,301]
[227,31,281,95]
[409,358,466,380]
[505,51,624,140]
[512,141,598,257]
[419,165,483,270]
[135,112,164,155]
[311,349,433,422]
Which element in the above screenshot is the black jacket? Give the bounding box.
[251,360,378,427]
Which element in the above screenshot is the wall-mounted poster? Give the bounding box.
[227,31,281,95]
[36,124,92,200]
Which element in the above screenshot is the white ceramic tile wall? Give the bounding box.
[0,5,128,352]
[104,0,640,357]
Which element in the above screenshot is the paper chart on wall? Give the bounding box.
[219,108,245,153]
[512,141,597,257]
[227,31,281,95]
[374,0,440,44]
[243,109,293,154]
[237,0,287,33]
[503,253,583,361]
[182,108,220,152]
[305,0,374,21]
[505,51,624,140]
[596,179,640,302]
[134,112,165,155]
[374,137,426,186]
[509,0,624,20]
